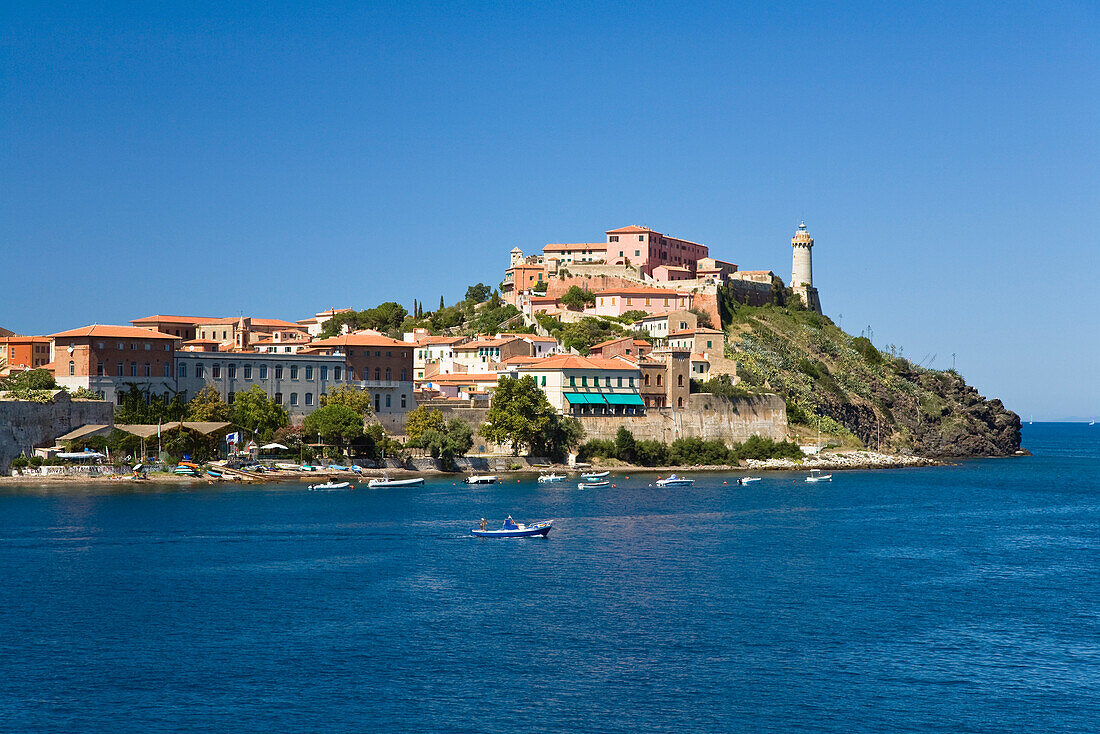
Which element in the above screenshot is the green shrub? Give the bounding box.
[577,439,616,462]
[852,336,882,365]
[10,456,29,469]
[28,456,43,468]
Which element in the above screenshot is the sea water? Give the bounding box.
[0,423,1097,732]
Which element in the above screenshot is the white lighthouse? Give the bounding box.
[790,221,822,314]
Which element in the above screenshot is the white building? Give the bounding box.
[516,355,644,416]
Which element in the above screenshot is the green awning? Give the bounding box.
[603,393,645,406]
[564,392,606,404]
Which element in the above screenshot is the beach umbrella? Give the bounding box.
[261,443,289,450]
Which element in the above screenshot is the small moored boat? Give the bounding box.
[470,517,553,538]
[464,475,497,485]
[656,474,695,487]
[368,475,425,488]
[805,469,833,483]
[581,470,610,479]
[308,481,354,491]
[737,476,762,485]
[578,480,610,488]
[537,473,566,483]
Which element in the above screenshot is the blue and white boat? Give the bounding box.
[581,470,609,480]
[538,473,566,483]
[308,480,353,491]
[470,517,553,538]
[578,480,610,488]
[656,474,695,487]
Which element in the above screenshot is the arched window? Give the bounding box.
[68,361,74,376]
[375,367,381,381]
[656,374,663,386]
[677,375,684,387]
[644,374,650,386]
[677,397,684,408]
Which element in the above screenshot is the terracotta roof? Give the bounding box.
[529,296,560,303]
[455,337,523,349]
[182,339,221,344]
[589,336,631,350]
[0,335,50,343]
[517,355,641,372]
[310,334,407,348]
[419,373,502,383]
[499,355,542,366]
[595,286,684,296]
[50,325,179,340]
[200,317,299,328]
[542,242,607,253]
[669,328,724,337]
[131,315,224,325]
[605,225,656,234]
[417,335,466,345]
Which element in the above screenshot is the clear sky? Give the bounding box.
[1,2,1097,420]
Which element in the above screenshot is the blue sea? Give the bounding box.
[1,423,1097,732]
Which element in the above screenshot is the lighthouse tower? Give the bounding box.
[790,221,822,314]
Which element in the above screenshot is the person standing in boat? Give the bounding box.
[479,518,487,531]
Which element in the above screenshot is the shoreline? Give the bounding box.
[0,449,957,487]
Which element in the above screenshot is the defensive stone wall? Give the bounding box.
[0,393,114,473]
[578,393,787,444]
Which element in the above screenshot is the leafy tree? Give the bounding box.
[319,310,362,338]
[619,310,649,324]
[688,307,714,329]
[532,280,548,294]
[480,375,556,455]
[559,317,622,355]
[439,295,445,310]
[614,426,637,463]
[319,384,373,417]
[561,285,596,311]
[9,369,57,390]
[360,302,408,333]
[186,384,231,422]
[635,439,670,466]
[415,418,474,469]
[576,439,616,462]
[529,413,584,463]
[302,404,364,449]
[229,385,289,439]
[405,405,446,442]
[69,387,102,400]
[465,283,492,304]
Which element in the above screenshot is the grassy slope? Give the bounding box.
[726,304,1021,458]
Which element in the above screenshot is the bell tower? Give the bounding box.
[790,221,822,314]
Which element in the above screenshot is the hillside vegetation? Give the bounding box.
[722,301,1021,458]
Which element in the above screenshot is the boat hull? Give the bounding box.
[579,481,610,488]
[581,471,610,479]
[470,523,552,538]
[368,478,425,488]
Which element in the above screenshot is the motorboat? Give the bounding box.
[308,481,354,491]
[805,469,833,483]
[737,477,762,485]
[205,469,223,478]
[655,474,695,487]
[300,464,316,472]
[327,464,351,471]
[578,480,610,488]
[464,475,497,485]
[368,475,425,488]
[470,518,553,538]
[537,473,566,483]
[581,470,610,479]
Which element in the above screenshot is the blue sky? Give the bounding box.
[1,2,1097,420]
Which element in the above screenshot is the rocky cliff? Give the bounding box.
[725,304,1021,458]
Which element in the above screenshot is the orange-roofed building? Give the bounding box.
[130,315,225,341]
[49,324,181,405]
[604,225,709,277]
[589,286,691,318]
[306,333,415,415]
[588,337,653,360]
[0,335,52,375]
[516,354,644,416]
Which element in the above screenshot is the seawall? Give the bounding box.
[0,394,114,473]
[577,393,787,444]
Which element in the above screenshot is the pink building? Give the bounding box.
[589,287,691,317]
[603,226,709,276]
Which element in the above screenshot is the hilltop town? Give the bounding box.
[1,221,1019,474]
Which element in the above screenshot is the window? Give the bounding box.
[385,395,391,408]
[164,344,170,351]
[638,235,644,241]
[678,375,684,387]
[635,250,640,257]
[569,376,575,387]
[629,377,635,387]
[375,351,381,357]
[118,342,124,350]
[375,367,381,380]
[228,391,235,404]
[290,366,299,380]
[274,392,282,404]
[117,393,124,406]
[244,365,252,379]
[706,341,712,349]
[657,374,663,386]
[163,364,170,377]
[541,376,546,386]
[334,366,342,380]
[290,393,298,406]
[68,361,74,376]
[305,393,313,406]
[130,343,137,350]
[178,363,187,378]
[581,377,587,387]
[305,366,313,380]
[131,363,137,377]
[386,351,392,358]
[618,377,623,387]
[275,365,283,379]
[228,365,236,379]
[196,365,204,379]
[144,343,151,351]
[212,365,221,379]
[97,363,105,377]
[400,368,406,381]
[96,342,104,350]
[610,235,619,242]
[385,367,391,380]
[605,377,611,387]
[678,397,684,408]
[259,365,267,379]
[643,374,649,386]
[375,394,380,412]
[320,366,327,380]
